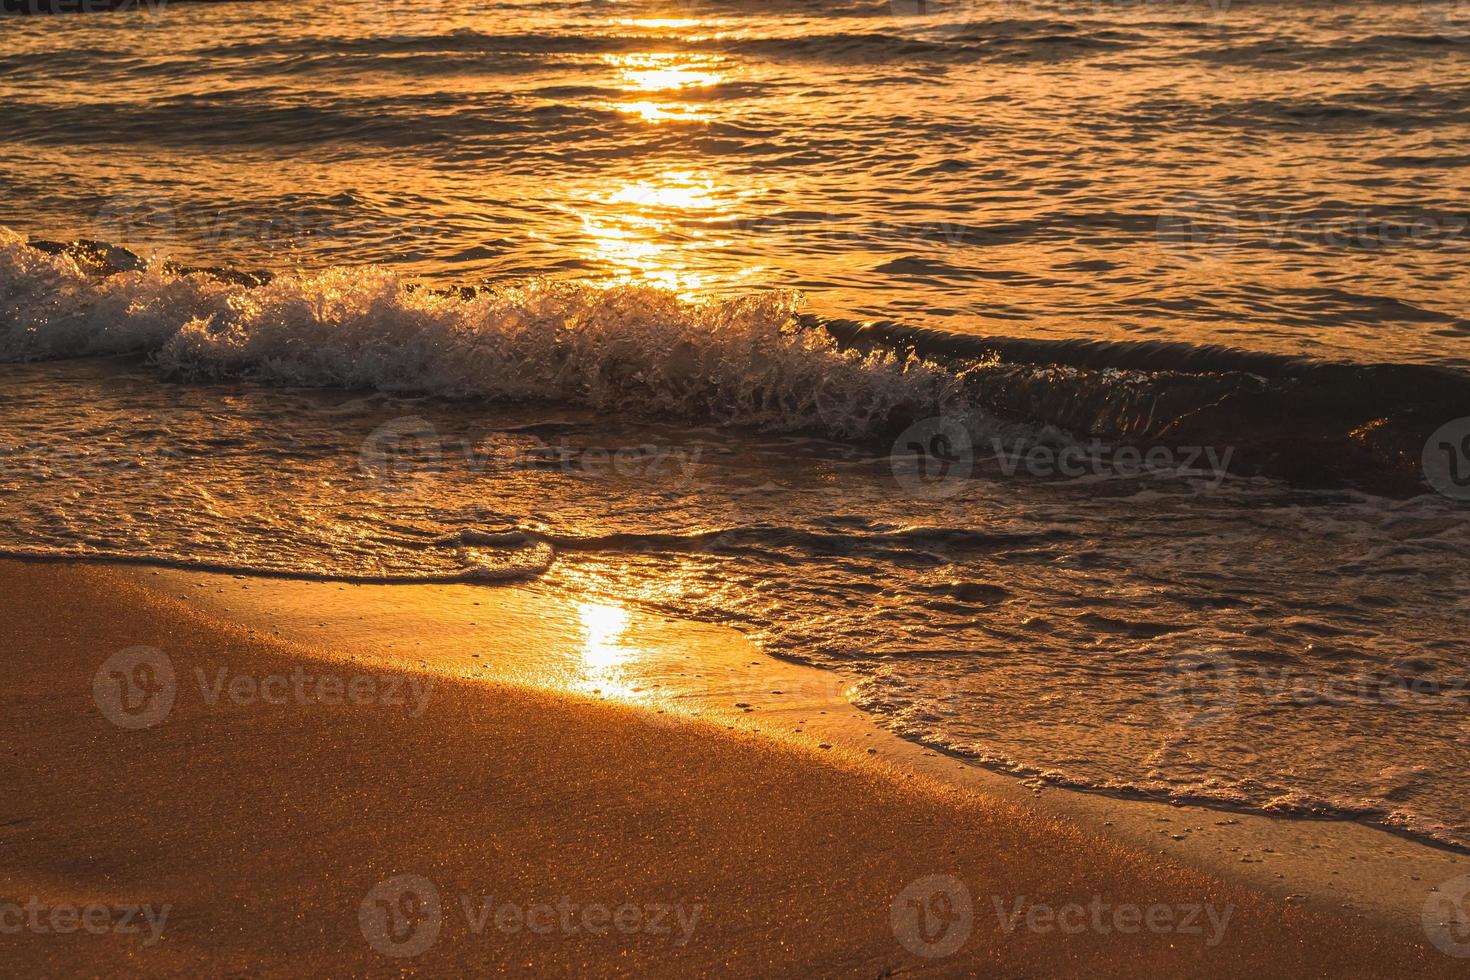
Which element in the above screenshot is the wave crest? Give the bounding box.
[7,228,1464,495]
[1,228,964,440]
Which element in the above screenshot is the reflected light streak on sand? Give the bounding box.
[574,600,642,701]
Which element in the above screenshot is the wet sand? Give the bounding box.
[2,558,1464,976]
[145,567,1470,939]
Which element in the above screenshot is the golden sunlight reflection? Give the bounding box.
[609,100,709,124]
[605,52,726,92]
[571,170,764,294]
[574,600,644,702]
[607,175,724,210]
[579,600,631,670]
[614,18,703,30]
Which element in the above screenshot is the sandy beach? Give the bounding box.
[7,1,1470,976]
[3,558,1464,977]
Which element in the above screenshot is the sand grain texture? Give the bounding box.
[0,560,1459,977]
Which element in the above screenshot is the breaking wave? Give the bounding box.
[4,230,1467,495]
[0,229,965,441]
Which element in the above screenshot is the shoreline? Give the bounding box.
[136,563,1469,938]
[4,557,1466,975]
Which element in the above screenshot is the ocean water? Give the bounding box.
[3,1,1470,847]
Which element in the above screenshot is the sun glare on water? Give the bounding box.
[606,52,727,92]
[579,600,632,670]
[570,169,763,294]
[572,600,648,702]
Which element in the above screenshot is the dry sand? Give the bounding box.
[2,559,1464,977]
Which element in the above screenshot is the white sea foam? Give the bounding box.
[0,228,966,440]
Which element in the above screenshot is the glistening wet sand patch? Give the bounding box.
[142,566,1469,941]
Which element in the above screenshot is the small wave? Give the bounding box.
[0,94,665,149]
[809,313,1470,494]
[536,523,1067,555]
[1193,31,1470,68]
[851,670,1470,851]
[192,24,1136,67]
[0,540,553,584]
[0,228,965,441]
[6,230,1464,495]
